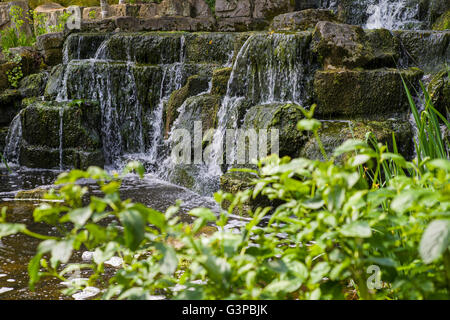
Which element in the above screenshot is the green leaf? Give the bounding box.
[339,221,372,238]
[67,207,93,227]
[297,119,321,131]
[0,223,26,238]
[264,279,302,294]
[189,208,216,222]
[120,209,145,251]
[93,242,117,265]
[348,154,371,167]
[50,239,74,266]
[28,253,43,291]
[420,219,450,264]
[123,161,145,178]
[155,243,178,275]
[333,139,370,157]
[427,159,450,171]
[310,262,330,284]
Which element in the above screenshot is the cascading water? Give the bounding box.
[58,108,64,170]
[3,113,23,167]
[365,0,421,30]
[206,33,314,179]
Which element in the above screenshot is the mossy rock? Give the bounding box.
[219,169,282,216]
[19,141,104,170]
[18,72,48,98]
[211,67,232,96]
[0,90,23,126]
[165,74,211,137]
[0,61,15,91]
[300,119,414,161]
[432,9,450,30]
[21,100,102,151]
[0,126,9,154]
[171,93,222,136]
[44,64,65,100]
[311,21,400,69]
[15,188,48,200]
[428,68,450,119]
[393,30,450,73]
[242,103,306,158]
[271,9,340,31]
[313,68,424,118]
[184,32,240,65]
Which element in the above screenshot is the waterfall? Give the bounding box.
[206,33,313,177]
[3,113,23,167]
[365,0,421,30]
[59,108,64,170]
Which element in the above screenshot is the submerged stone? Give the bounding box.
[313,68,423,117]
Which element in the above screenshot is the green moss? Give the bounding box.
[432,10,450,30]
[211,67,231,96]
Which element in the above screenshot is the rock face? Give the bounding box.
[301,119,415,160]
[36,32,65,66]
[0,90,22,127]
[271,9,340,31]
[394,30,450,73]
[428,68,450,118]
[19,101,104,169]
[242,103,306,158]
[314,68,424,117]
[311,21,400,69]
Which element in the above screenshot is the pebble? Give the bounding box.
[105,256,123,268]
[0,287,14,295]
[72,286,101,300]
[81,251,94,262]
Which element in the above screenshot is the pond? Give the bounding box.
[0,168,246,300]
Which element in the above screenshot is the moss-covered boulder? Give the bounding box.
[242,103,306,158]
[311,21,400,69]
[18,72,48,98]
[300,120,414,161]
[171,93,222,136]
[44,64,65,100]
[0,90,22,126]
[313,68,423,117]
[165,74,211,137]
[184,33,240,65]
[393,30,450,73]
[428,68,450,118]
[36,32,65,66]
[211,67,232,96]
[0,61,15,91]
[18,100,104,169]
[0,126,9,154]
[271,9,340,31]
[64,33,110,62]
[432,10,450,30]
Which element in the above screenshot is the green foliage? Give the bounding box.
[2,49,23,88]
[0,81,448,300]
[0,5,35,50]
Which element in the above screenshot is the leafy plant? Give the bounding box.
[3,49,23,88]
[0,5,35,50]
